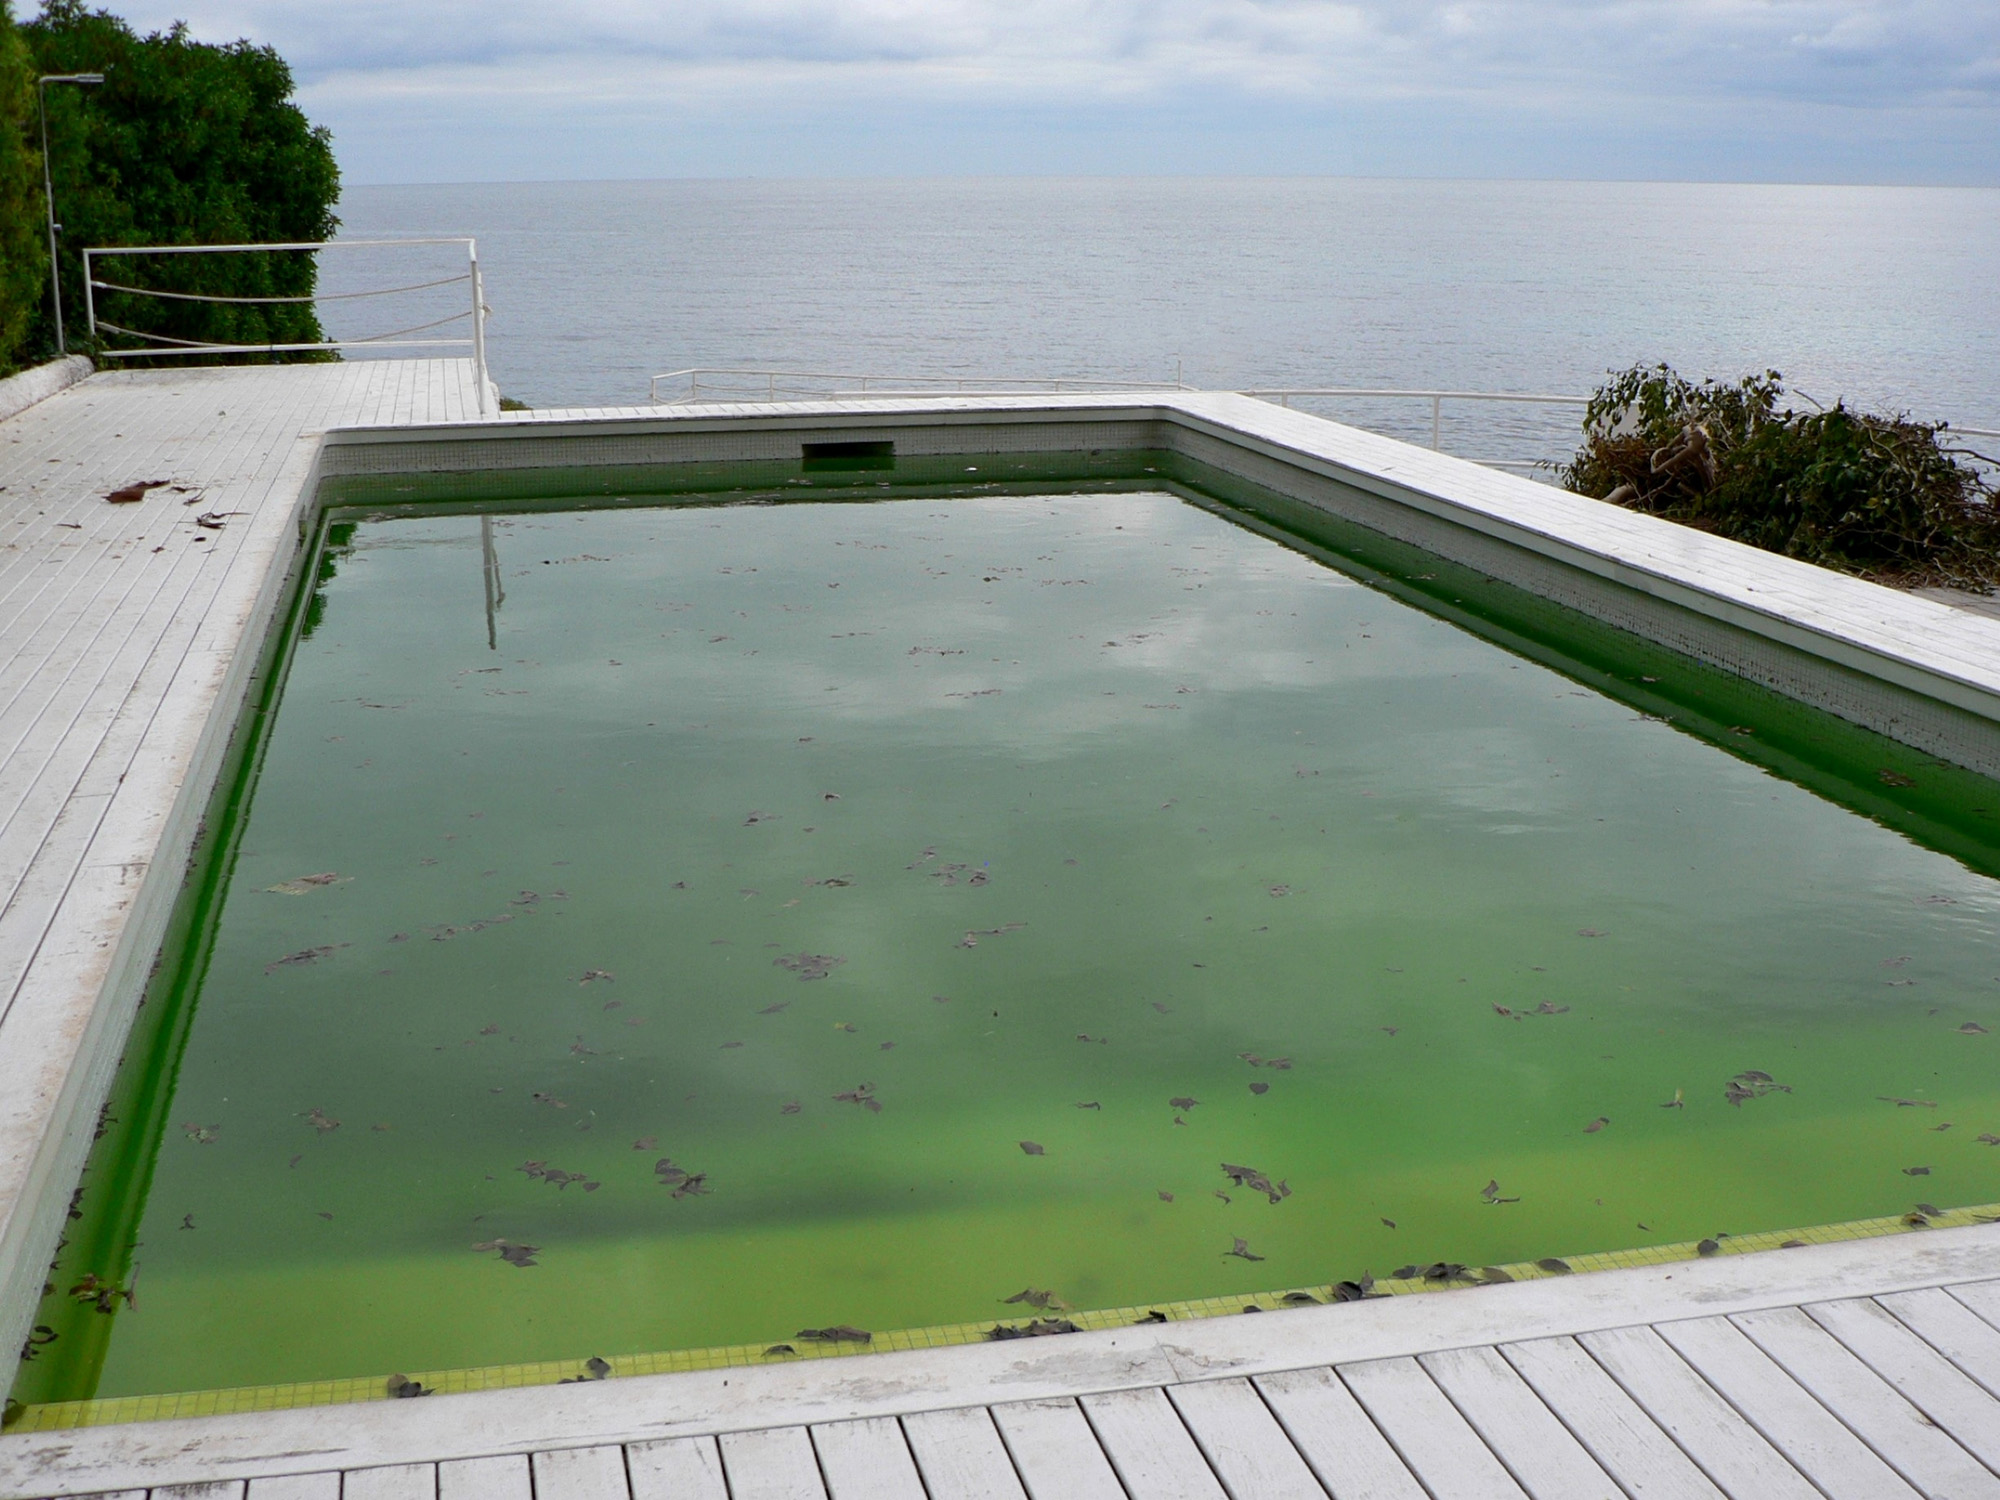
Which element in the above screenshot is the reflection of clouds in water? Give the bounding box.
[384,492,1546,762]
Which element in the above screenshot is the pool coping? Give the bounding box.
[4,379,2000,1493]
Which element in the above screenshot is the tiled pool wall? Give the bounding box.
[8,395,2000,1410]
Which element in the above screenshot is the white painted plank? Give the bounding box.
[1339,1357,1529,1500]
[1253,1365,1429,1500]
[245,1476,342,1500]
[1654,1316,1920,1500]
[1733,1305,2000,1498]
[337,1464,435,1500]
[152,1484,246,1500]
[1419,1343,1621,1499]
[1167,1377,1331,1497]
[716,1426,828,1500]
[437,1454,529,1500]
[809,1417,926,1500]
[1501,1336,1724,1498]
[1806,1296,2000,1472]
[1077,1385,1227,1499]
[531,1444,631,1499]
[1942,1276,2000,1337]
[1577,1324,1818,1500]
[989,1398,1127,1500]
[1891,1285,2000,1398]
[901,1407,1029,1500]
[624,1437,727,1500]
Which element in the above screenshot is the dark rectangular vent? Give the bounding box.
[801,439,895,471]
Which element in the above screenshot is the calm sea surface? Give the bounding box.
[324,178,2000,443]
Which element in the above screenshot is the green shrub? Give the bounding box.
[0,1,47,374]
[1560,364,2000,588]
[21,0,339,362]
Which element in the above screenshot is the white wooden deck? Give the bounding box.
[3,368,2000,1497]
[13,1222,2000,1499]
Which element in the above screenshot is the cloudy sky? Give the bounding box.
[89,1,2000,184]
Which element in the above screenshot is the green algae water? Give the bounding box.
[18,484,2000,1408]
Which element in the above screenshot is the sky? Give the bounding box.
[83,1,2000,185]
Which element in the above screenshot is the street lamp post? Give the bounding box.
[37,71,105,356]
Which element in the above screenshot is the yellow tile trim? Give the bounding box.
[14,1200,1995,1431]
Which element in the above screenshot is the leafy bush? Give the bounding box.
[1560,364,2000,588]
[0,1,47,373]
[19,0,339,363]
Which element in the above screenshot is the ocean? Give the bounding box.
[323,177,2000,452]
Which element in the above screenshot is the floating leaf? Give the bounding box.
[1002,1288,1070,1311]
[633,1136,657,1151]
[1584,1117,1610,1134]
[579,969,614,984]
[265,945,342,974]
[1158,1191,1175,1203]
[1958,1022,1990,1035]
[1904,1165,1933,1176]
[1661,1089,1684,1109]
[1536,1258,1571,1274]
[764,1344,798,1357]
[1281,1291,1320,1306]
[758,1003,789,1015]
[265,872,346,896]
[781,1102,802,1115]
[1878,1096,1939,1109]
[987,1318,1080,1340]
[181,1122,220,1146]
[776,952,845,981]
[1169,1097,1199,1111]
[1075,1101,1102,1110]
[796,1326,871,1343]
[1697,1238,1720,1256]
[1249,1082,1270,1095]
[1019,1141,1045,1156]
[1135,1310,1170,1324]
[299,1109,340,1134]
[1225,1237,1266,1262]
[472,1239,539,1268]
[386,1374,432,1399]
[1534,1002,1570,1015]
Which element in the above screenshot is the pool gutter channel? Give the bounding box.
[4,385,2000,1470]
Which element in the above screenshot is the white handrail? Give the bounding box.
[1242,387,1590,451]
[649,366,1189,404]
[82,238,491,416]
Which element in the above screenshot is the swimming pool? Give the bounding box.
[12,459,2000,1425]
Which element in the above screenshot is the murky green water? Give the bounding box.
[19,485,2000,1405]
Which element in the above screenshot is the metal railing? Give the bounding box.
[83,238,491,415]
[1242,387,1591,471]
[650,366,1190,405]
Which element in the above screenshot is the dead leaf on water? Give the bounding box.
[1584,1117,1610,1133]
[1958,1022,1990,1035]
[781,1102,802,1115]
[1250,1082,1269,1095]
[1169,1096,1199,1111]
[776,952,845,981]
[1878,1096,1939,1109]
[472,1239,539,1268]
[1019,1141,1044,1156]
[1225,1237,1266,1261]
[299,1109,340,1134]
[265,872,347,896]
[265,945,343,974]
[796,1326,871,1343]
[1905,1165,1932,1176]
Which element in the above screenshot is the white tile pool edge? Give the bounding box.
[4,384,2000,1494]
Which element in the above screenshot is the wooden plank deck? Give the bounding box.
[25,1265,2000,1497]
[2,372,1999,1497]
